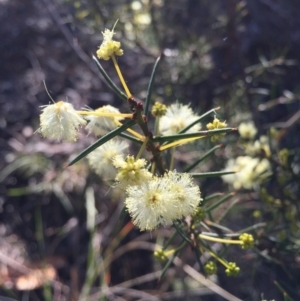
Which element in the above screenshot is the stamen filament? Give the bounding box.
[112,54,132,98]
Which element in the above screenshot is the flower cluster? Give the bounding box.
[85,105,123,136]
[38,100,202,232]
[113,155,152,189]
[39,101,86,142]
[125,171,202,231]
[96,28,123,60]
[206,117,227,142]
[223,119,272,190]
[159,103,201,136]
[239,233,255,249]
[225,262,240,277]
[222,156,271,189]
[151,101,167,117]
[153,249,168,262]
[87,139,129,179]
[204,261,217,275]
[39,102,126,142]
[238,121,257,139]
[36,21,259,286]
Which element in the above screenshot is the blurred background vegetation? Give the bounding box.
[0,0,300,300]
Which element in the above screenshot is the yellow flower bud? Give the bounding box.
[152,102,167,117]
[239,233,254,249]
[97,27,123,60]
[206,117,227,142]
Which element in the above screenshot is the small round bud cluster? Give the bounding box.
[204,261,217,275]
[206,117,227,142]
[154,249,168,262]
[239,233,254,250]
[192,207,206,222]
[151,102,167,117]
[97,28,123,60]
[113,155,152,189]
[225,262,240,277]
[252,210,261,218]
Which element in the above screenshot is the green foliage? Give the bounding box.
[2,0,300,300]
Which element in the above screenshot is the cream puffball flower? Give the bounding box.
[96,27,123,61]
[159,103,201,136]
[125,171,202,231]
[87,139,129,179]
[222,156,271,190]
[244,136,271,158]
[113,155,152,189]
[85,105,123,136]
[165,171,202,220]
[39,101,86,142]
[125,177,176,231]
[238,121,257,139]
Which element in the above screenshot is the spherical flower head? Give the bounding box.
[125,171,201,230]
[159,103,201,136]
[222,156,271,190]
[87,139,129,179]
[225,262,240,277]
[234,156,261,190]
[152,102,167,117]
[96,28,123,61]
[239,233,254,250]
[164,170,202,220]
[125,176,176,230]
[206,117,227,142]
[204,261,217,275]
[238,121,257,139]
[39,101,86,142]
[85,105,123,136]
[113,155,152,189]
